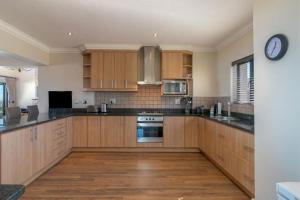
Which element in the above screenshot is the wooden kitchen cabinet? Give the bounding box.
[202,119,255,197]
[162,52,183,79]
[72,116,88,147]
[163,117,185,147]
[90,52,104,89]
[103,51,115,89]
[124,116,137,147]
[233,128,255,194]
[101,116,124,147]
[184,117,199,147]
[198,118,205,150]
[87,116,101,147]
[114,52,126,89]
[125,52,138,89]
[1,127,34,184]
[162,51,193,79]
[203,120,217,160]
[66,117,73,150]
[83,50,138,91]
[215,124,236,174]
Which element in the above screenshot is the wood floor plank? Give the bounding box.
[21,152,250,200]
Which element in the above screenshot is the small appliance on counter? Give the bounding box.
[101,103,108,113]
[87,105,98,113]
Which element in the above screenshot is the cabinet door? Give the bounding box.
[215,124,235,174]
[124,116,137,147]
[87,116,101,147]
[198,118,205,150]
[162,52,183,79]
[164,117,185,147]
[73,116,88,147]
[101,116,124,147]
[204,120,217,159]
[103,52,115,89]
[32,125,46,174]
[184,117,199,147]
[125,52,138,89]
[66,117,73,150]
[114,52,126,89]
[17,127,33,183]
[233,129,254,194]
[90,52,104,88]
[1,130,20,184]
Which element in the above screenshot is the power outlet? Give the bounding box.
[110,98,116,104]
[175,98,181,105]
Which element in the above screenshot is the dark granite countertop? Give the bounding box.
[0,185,25,200]
[0,109,254,134]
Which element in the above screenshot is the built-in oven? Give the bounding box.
[162,80,187,95]
[137,115,163,143]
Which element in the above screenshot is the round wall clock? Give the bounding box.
[265,34,288,61]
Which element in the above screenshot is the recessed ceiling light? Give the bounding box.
[68,32,72,36]
[153,33,158,38]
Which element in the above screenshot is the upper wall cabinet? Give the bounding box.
[83,50,138,91]
[161,51,193,80]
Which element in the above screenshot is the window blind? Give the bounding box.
[231,59,254,104]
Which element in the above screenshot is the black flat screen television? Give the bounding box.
[48,91,72,109]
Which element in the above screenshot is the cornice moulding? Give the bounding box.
[216,22,253,51]
[0,19,50,53]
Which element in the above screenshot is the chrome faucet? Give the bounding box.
[227,102,231,117]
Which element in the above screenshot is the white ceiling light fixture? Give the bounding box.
[153,33,158,38]
[68,32,72,36]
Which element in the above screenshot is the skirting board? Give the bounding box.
[72,147,200,153]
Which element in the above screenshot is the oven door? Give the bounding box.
[137,123,163,143]
[163,80,187,95]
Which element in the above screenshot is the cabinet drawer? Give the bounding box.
[234,158,255,194]
[235,130,254,163]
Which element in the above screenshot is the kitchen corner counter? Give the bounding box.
[0,185,25,200]
[0,109,254,134]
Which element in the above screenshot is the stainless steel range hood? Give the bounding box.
[137,46,161,85]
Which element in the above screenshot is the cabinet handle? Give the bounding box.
[243,146,254,153]
[218,134,225,139]
[112,80,114,88]
[125,80,128,88]
[243,174,254,183]
[100,80,103,88]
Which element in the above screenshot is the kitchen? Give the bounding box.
[0,1,299,200]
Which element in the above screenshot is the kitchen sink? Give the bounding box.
[210,116,239,121]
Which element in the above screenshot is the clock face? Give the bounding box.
[265,34,288,60]
[266,37,282,59]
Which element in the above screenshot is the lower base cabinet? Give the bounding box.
[101,116,124,147]
[1,119,71,185]
[201,119,255,196]
[163,117,185,147]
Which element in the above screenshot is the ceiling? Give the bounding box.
[0,0,253,50]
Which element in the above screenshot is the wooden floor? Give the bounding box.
[21,152,250,200]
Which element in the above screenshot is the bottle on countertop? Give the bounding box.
[217,102,222,116]
[213,101,218,116]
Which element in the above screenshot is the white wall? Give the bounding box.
[0,24,49,66]
[254,0,300,199]
[216,31,253,97]
[193,52,218,97]
[38,53,94,113]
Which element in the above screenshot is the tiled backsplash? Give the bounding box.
[95,85,184,109]
[95,86,254,115]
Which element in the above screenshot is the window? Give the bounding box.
[0,82,7,116]
[231,55,254,104]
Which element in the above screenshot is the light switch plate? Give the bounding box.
[110,98,116,104]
